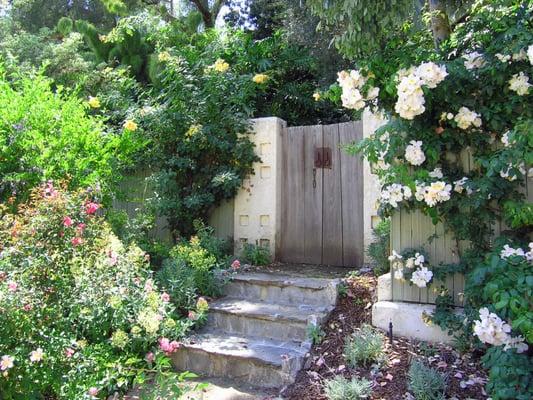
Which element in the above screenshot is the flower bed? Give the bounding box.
[0,184,206,398]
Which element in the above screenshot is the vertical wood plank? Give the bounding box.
[279,126,306,263]
[322,124,343,266]
[429,221,445,303]
[339,121,364,267]
[303,125,323,264]
[399,209,414,302]
[407,209,423,303]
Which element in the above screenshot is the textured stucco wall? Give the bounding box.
[233,117,285,258]
[362,110,386,263]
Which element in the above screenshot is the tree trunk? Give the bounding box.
[428,0,451,49]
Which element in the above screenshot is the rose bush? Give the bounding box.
[318,1,532,398]
[0,184,206,398]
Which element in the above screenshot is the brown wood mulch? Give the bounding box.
[281,274,488,400]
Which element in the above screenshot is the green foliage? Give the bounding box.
[482,346,533,400]
[307,324,326,345]
[343,324,386,367]
[241,243,271,266]
[56,16,74,36]
[0,185,200,398]
[323,375,373,400]
[0,66,141,203]
[408,359,447,400]
[367,218,390,275]
[156,258,200,313]
[503,200,533,229]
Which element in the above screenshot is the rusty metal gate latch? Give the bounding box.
[314,147,332,169]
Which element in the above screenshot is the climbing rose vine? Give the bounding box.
[324,1,532,398]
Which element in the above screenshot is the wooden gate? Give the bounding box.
[279,121,364,267]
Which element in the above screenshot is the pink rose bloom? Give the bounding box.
[7,281,17,292]
[144,280,153,293]
[145,352,155,363]
[71,237,83,246]
[161,292,170,303]
[107,251,118,266]
[158,337,171,353]
[170,341,180,351]
[63,216,73,227]
[231,259,241,270]
[188,311,198,321]
[23,304,32,311]
[64,348,75,358]
[43,182,58,198]
[85,202,100,215]
[88,387,99,397]
[76,223,86,232]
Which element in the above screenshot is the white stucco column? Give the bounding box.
[233,117,285,259]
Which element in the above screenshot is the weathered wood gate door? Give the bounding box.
[279,121,364,267]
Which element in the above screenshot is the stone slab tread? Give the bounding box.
[231,272,339,290]
[209,298,332,323]
[181,332,307,367]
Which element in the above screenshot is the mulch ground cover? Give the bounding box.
[282,273,489,400]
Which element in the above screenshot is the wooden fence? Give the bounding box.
[391,157,533,306]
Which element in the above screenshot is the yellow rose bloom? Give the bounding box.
[123,119,138,132]
[158,51,171,62]
[88,96,100,109]
[313,92,321,101]
[213,58,230,73]
[196,297,208,311]
[252,73,268,84]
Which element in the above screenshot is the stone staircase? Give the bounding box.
[171,272,340,389]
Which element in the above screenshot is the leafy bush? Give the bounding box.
[323,376,372,400]
[242,243,271,266]
[307,324,326,345]
[344,324,385,367]
[156,258,200,314]
[367,218,390,275]
[0,184,203,398]
[408,359,447,400]
[0,66,142,203]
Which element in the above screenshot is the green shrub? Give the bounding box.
[242,243,271,266]
[156,258,200,313]
[193,220,233,264]
[324,376,372,400]
[344,324,385,367]
[408,359,447,400]
[307,324,326,345]
[367,218,390,276]
[0,184,200,398]
[0,66,142,204]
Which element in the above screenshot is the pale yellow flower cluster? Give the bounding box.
[252,73,268,84]
[337,69,379,111]
[508,72,531,96]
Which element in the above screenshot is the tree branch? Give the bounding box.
[189,0,213,27]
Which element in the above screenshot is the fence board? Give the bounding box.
[339,122,364,266]
[322,124,343,265]
[280,126,306,263]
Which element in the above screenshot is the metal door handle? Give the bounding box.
[312,168,317,189]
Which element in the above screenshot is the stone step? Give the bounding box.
[222,272,340,307]
[208,298,333,342]
[171,332,308,388]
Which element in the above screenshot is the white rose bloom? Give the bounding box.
[395,73,426,119]
[388,250,403,261]
[405,257,415,269]
[341,88,366,110]
[394,269,404,280]
[414,252,425,266]
[463,51,485,70]
[415,182,426,201]
[422,181,452,206]
[414,62,448,88]
[528,44,533,65]
[453,177,469,193]
[473,308,512,346]
[500,244,525,259]
[429,168,443,179]
[366,86,380,100]
[508,72,531,96]
[504,336,529,353]
[454,107,482,130]
[501,131,512,147]
[410,267,433,287]
[512,48,528,61]
[495,53,511,63]
[405,140,426,166]
[525,243,533,262]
